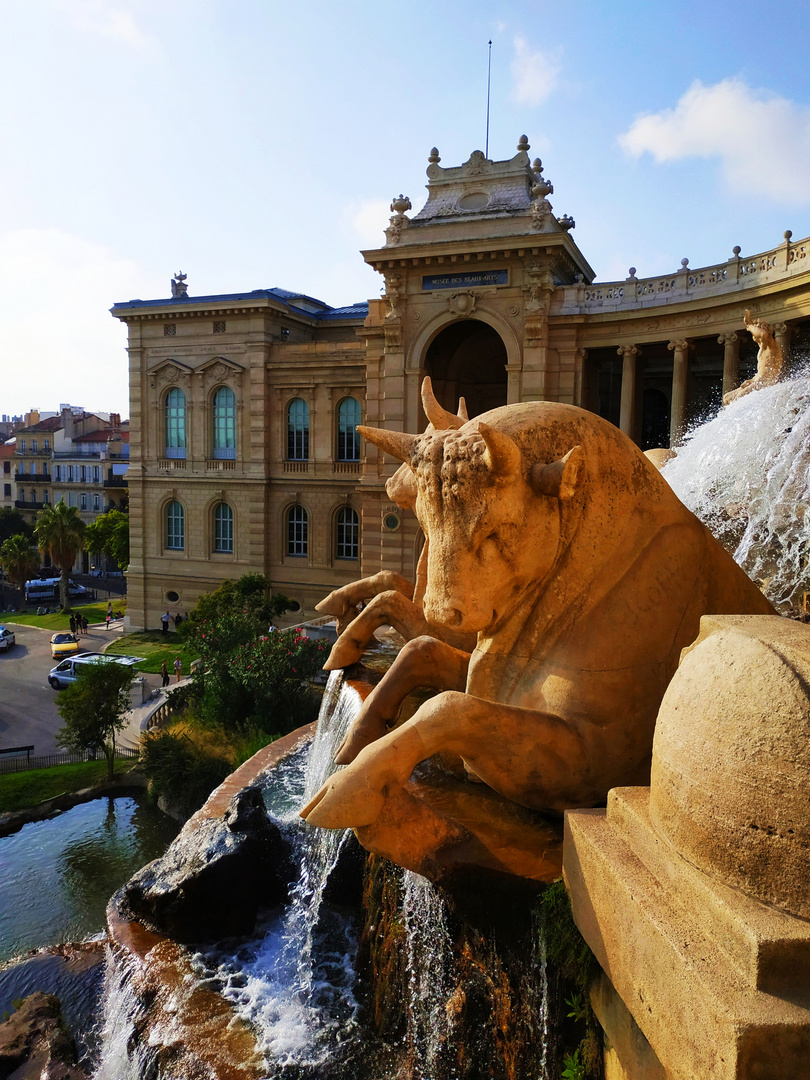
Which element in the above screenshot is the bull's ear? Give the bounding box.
[457,396,469,421]
[357,425,417,464]
[421,377,464,430]
[478,422,521,478]
[531,445,586,500]
[386,464,418,509]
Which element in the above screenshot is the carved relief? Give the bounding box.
[447,291,477,318]
[149,362,192,392]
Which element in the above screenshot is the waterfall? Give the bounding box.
[402,870,455,1079]
[191,670,363,1074]
[663,371,810,606]
[93,949,157,1080]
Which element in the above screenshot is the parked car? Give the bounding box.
[48,652,145,690]
[50,632,81,659]
[0,626,16,652]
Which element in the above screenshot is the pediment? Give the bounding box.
[197,355,244,374]
[148,359,193,389]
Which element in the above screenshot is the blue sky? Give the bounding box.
[3,0,810,416]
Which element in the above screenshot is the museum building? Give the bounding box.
[112,137,810,631]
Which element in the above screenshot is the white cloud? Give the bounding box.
[343,200,392,249]
[510,35,561,107]
[619,78,810,203]
[0,229,141,415]
[53,0,152,49]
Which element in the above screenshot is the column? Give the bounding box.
[574,348,587,408]
[668,339,692,446]
[617,345,641,438]
[774,322,791,369]
[717,332,739,399]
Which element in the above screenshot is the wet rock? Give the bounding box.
[323,830,366,907]
[121,785,294,943]
[0,991,86,1079]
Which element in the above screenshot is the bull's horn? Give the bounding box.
[531,445,586,500]
[421,376,464,430]
[478,422,521,478]
[457,396,469,421]
[357,425,417,464]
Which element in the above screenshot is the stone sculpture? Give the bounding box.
[723,309,783,404]
[301,380,773,849]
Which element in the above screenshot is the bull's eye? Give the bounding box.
[484,531,499,545]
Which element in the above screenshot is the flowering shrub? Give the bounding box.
[188,613,330,732]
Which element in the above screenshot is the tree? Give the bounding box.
[85,509,129,570]
[0,507,33,546]
[56,660,134,780]
[34,500,86,612]
[182,574,293,642]
[0,533,40,592]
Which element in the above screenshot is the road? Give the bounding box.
[0,622,159,758]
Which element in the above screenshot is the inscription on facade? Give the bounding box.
[422,269,508,290]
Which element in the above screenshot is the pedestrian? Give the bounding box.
[105,611,112,631]
[161,659,170,688]
[81,614,89,635]
[173,655,182,682]
[173,612,183,629]
[161,611,170,633]
[69,614,76,634]
[107,601,113,618]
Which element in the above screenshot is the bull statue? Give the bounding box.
[301,380,773,880]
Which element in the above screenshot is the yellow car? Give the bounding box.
[50,632,81,660]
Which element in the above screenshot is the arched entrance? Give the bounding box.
[423,319,508,419]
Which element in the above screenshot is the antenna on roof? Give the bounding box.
[485,40,492,158]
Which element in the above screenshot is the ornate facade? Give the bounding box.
[114,138,810,631]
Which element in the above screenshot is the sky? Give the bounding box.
[3,0,810,418]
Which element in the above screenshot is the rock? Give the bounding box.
[0,992,86,1079]
[122,785,294,942]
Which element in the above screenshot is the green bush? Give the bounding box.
[139,729,233,817]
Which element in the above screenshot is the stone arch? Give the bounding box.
[408,310,517,423]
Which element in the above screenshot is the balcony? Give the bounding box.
[333,461,361,475]
[206,459,236,471]
[283,460,309,473]
[14,499,44,510]
[15,472,51,483]
[103,475,128,488]
[157,459,186,470]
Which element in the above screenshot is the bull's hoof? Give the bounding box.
[322,634,366,671]
[299,772,386,830]
[334,720,385,765]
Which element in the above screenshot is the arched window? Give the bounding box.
[337,397,361,461]
[165,388,187,459]
[213,502,233,553]
[166,500,184,550]
[212,386,236,459]
[287,398,309,460]
[287,504,308,557]
[336,506,359,560]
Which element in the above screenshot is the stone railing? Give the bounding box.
[157,458,186,470]
[205,458,236,471]
[558,232,809,314]
[283,460,309,473]
[333,461,361,475]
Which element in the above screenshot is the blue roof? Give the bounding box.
[112,288,368,322]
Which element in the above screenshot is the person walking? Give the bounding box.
[105,611,112,631]
[69,614,77,634]
[161,659,170,688]
[161,611,170,634]
[173,655,182,682]
[81,614,89,635]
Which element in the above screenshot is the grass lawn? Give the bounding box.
[105,630,200,675]
[0,758,139,814]
[0,599,128,631]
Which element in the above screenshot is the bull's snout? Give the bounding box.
[425,602,464,628]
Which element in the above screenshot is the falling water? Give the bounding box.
[402,870,455,1079]
[663,371,810,605]
[191,670,362,1074]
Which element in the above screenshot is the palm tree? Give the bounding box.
[34,500,86,612]
[0,533,40,601]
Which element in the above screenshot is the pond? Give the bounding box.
[0,794,180,963]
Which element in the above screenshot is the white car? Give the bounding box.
[0,626,16,652]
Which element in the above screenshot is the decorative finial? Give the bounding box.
[517,135,530,152]
[428,147,440,164]
[532,158,543,174]
[171,272,188,298]
[628,267,637,278]
[733,245,742,256]
[681,258,690,269]
[558,214,575,231]
[390,195,412,216]
[784,230,793,240]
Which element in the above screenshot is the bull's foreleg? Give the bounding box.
[300,691,588,829]
[334,636,470,765]
[316,572,414,636]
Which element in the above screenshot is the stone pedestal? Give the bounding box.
[564,616,810,1080]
